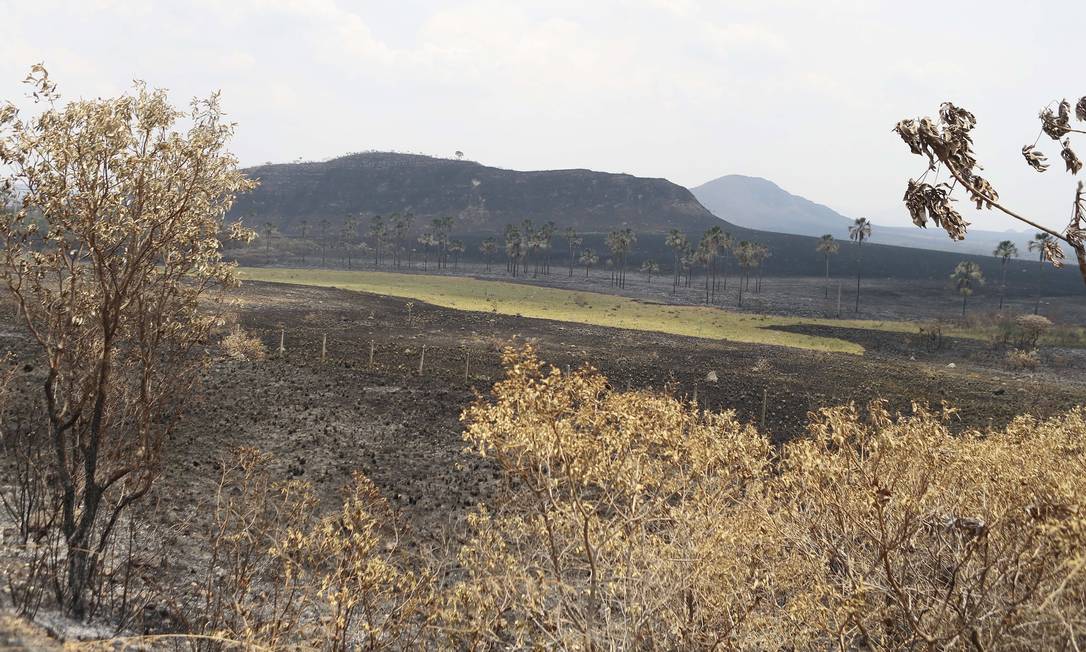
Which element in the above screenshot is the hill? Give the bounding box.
[691,174,1038,257]
[228,153,1082,293]
[230,152,721,235]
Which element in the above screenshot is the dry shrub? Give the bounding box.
[1006,348,1041,370]
[192,448,433,650]
[55,347,1086,649]
[438,345,780,648]
[1016,314,1054,348]
[220,327,266,361]
[438,346,1086,649]
[917,320,947,352]
[776,402,1086,648]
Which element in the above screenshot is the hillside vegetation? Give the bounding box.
[231,152,720,235]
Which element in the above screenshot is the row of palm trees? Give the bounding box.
[817,218,1053,315]
[664,227,772,306]
[490,222,641,287]
[265,213,479,271]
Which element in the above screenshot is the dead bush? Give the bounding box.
[1016,314,1054,349]
[917,320,947,352]
[220,327,267,361]
[438,346,1086,649]
[57,347,1086,649]
[189,447,434,650]
[1006,348,1041,370]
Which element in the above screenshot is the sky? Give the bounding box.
[1,0,1084,232]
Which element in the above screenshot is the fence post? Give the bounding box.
[418,345,426,375]
[278,328,286,356]
[760,387,768,428]
[321,333,327,364]
[369,340,375,369]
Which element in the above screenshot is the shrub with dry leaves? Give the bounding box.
[437,346,1086,649]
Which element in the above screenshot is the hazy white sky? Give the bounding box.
[2,0,1083,231]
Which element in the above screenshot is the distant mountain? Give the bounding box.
[231,152,721,235]
[691,174,1037,257]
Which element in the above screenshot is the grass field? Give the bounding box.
[237,268,936,354]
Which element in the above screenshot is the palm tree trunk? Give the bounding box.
[854,243,863,313]
[1035,254,1043,315]
[824,255,830,299]
[999,261,1007,310]
[962,293,967,317]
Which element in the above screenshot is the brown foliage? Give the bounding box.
[191,448,434,651]
[438,346,1086,649]
[896,97,1086,284]
[0,66,254,616]
[220,327,267,361]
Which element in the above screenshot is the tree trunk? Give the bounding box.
[999,261,1007,310]
[854,243,863,314]
[824,255,830,299]
[1035,254,1043,315]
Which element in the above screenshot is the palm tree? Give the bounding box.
[606,231,622,287]
[369,215,387,266]
[680,245,695,288]
[480,237,497,272]
[391,212,412,268]
[579,248,598,278]
[1028,233,1052,315]
[752,243,770,293]
[520,220,536,276]
[695,239,712,303]
[640,259,660,284]
[706,226,732,298]
[448,239,465,269]
[716,230,733,293]
[993,240,1018,310]
[341,216,358,269]
[433,216,454,269]
[263,221,275,258]
[733,241,754,307]
[503,224,521,276]
[951,261,985,317]
[539,221,555,275]
[700,227,722,301]
[848,218,872,313]
[502,224,513,274]
[418,231,436,270]
[563,227,582,277]
[816,235,840,299]
[620,228,636,288]
[665,229,688,293]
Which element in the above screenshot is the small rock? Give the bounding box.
[705,370,718,383]
[946,363,956,368]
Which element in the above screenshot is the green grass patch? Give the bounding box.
[238,268,927,355]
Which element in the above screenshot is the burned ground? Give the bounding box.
[3,278,1084,632]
